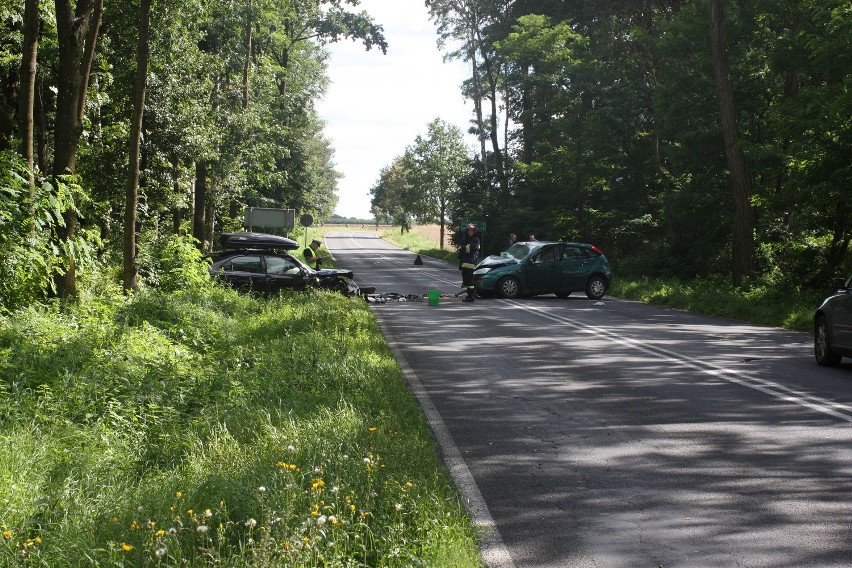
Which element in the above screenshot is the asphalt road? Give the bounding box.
[325,230,852,568]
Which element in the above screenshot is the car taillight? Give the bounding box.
[591,245,603,255]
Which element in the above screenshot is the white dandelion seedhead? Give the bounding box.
[245,518,258,528]
[258,486,267,493]
[287,445,296,453]
[197,525,209,533]
[316,515,327,527]
[155,547,167,558]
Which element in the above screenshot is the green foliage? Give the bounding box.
[0,152,100,312]
[136,231,211,293]
[0,287,482,566]
[611,275,824,332]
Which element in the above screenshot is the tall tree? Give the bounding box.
[408,118,470,249]
[123,0,153,292]
[52,0,103,297]
[18,0,39,197]
[708,0,755,285]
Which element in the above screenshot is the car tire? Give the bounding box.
[497,276,521,298]
[585,275,607,299]
[815,315,842,366]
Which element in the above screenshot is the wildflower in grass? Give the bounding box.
[155,547,167,558]
[245,518,257,528]
[121,543,133,552]
[2,529,12,539]
[311,479,325,491]
[197,525,208,533]
[368,427,377,432]
[204,509,212,518]
[395,503,403,511]
[130,520,140,530]
[175,492,182,499]
[258,486,267,493]
[316,515,327,527]
[155,529,165,537]
[168,528,177,535]
[287,445,296,453]
[405,482,413,488]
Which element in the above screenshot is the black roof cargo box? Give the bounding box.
[219,232,300,250]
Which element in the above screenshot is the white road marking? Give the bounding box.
[510,300,852,423]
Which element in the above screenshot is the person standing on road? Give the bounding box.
[459,223,480,303]
[303,238,324,269]
[506,233,517,249]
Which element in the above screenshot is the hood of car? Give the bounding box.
[477,255,520,269]
[316,268,354,279]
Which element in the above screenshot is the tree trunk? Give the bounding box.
[123,0,152,293]
[242,0,253,110]
[52,0,104,298]
[193,160,208,249]
[18,0,39,198]
[708,0,754,286]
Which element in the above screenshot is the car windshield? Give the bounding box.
[501,243,532,260]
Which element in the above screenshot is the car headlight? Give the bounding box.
[473,267,491,276]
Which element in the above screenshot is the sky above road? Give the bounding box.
[315,0,474,219]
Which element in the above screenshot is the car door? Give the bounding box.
[524,245,562,293]
[264,254,307,293]
[831,283,852,352]
[561,245,591,291]
[215,254,268,293]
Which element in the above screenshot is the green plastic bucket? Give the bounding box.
[427,289,440,306]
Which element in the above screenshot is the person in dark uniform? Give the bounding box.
[506,233,517,249]
[303,238,323,269]
[459,223,480,303]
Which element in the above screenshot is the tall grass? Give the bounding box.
[379,229,457,263]
[0,281,482,566]
[610,276,823,332]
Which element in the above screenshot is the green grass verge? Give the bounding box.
[0,285,483,567]
[378,229,457,264]
[610,276,821,332]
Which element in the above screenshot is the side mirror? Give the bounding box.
[831,277,847,290]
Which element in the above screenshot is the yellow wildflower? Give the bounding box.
[121,543,134,552]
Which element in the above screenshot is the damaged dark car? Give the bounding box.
[209,232,359,296]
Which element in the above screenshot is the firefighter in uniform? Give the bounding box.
[459,223,480,303]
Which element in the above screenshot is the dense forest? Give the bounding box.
[1,0,850,311]
[0,0,386,306]
[373,0,851,288]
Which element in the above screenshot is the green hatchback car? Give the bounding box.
[473,241,612,299]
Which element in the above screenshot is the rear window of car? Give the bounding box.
[563,246,590,259]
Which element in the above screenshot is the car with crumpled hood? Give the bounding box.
[209,232,359,296]
[473,241,612,299]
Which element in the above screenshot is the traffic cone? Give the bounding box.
[414,254,423,265]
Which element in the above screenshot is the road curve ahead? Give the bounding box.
[326,230,852,568]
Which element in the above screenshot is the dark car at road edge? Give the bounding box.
[814,274,852,366]
[209,232,359,296]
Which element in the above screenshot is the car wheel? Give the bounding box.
[497,276,521,298]
[815,315,842,366]
[585,275,607,299]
